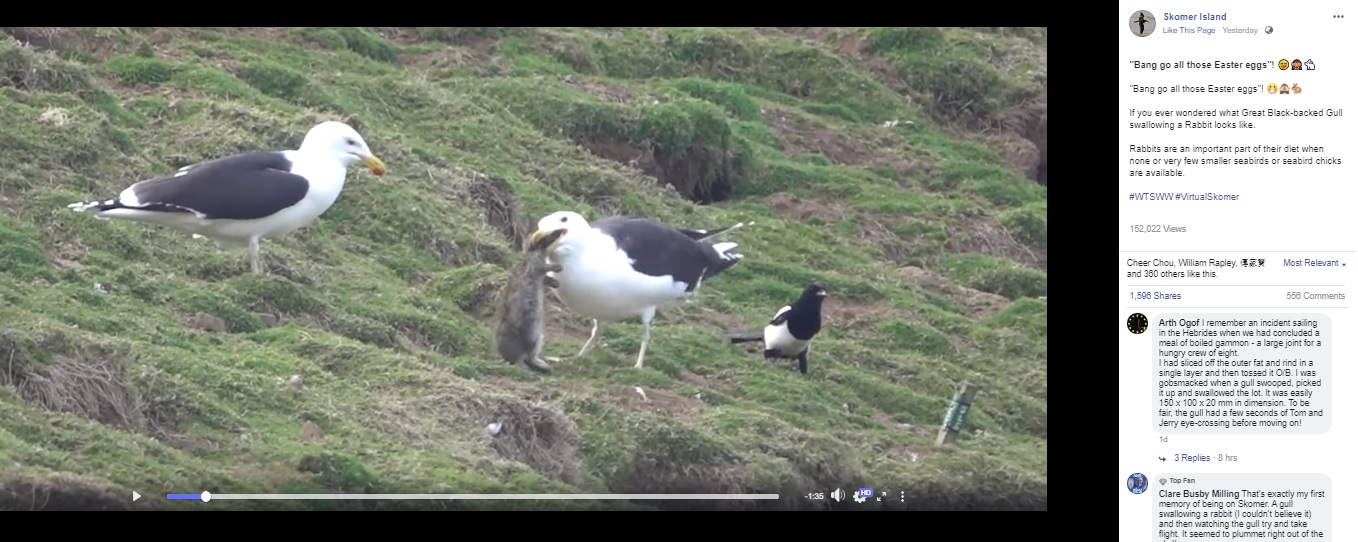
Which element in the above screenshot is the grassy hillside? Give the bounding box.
[0,27,1047,510]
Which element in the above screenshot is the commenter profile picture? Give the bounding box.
[1128,473,1149,494]
[1130,11,1156,37]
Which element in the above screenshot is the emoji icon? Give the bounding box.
[1278,59,1290,70]
[1304,59,1315,70]
[1130,11,1156,36]
[1265,26,1273,34]
[1291,83,1301,94]
[1291,59,1302,70]
[1267,83,1278,94]
[1279,83,1290,94]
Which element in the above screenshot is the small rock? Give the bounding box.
[255,312,281,328]
[486,422,502,437]
[301,421,323,442]
[287,374,304,391]
[189,312,227,333]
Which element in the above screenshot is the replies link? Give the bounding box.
[1169,452,1238,463]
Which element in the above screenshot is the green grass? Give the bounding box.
[0,27,1046,511]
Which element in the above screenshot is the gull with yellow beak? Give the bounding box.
[67,121,386,275]
[530,211,745,369]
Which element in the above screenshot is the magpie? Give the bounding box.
[729,282,828,374]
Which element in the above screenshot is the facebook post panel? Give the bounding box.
[1120,3,1351,540]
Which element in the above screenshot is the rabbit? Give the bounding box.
[491,227,567,374]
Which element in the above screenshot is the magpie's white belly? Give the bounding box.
[764,323,808,357]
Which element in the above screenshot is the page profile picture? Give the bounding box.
[1130,11,1157,37]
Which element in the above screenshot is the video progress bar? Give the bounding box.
[169,492,778,501]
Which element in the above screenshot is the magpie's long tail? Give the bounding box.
[728,330,762,344]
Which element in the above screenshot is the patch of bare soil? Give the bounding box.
[854,213,925,266]
[402,46,489,73]
[981,132,1041,182]
[676,370,735,393]
[230,27,288,41]
[604,385,707,418]
[560,75,636,104]
[482,377,590,404]
[822,299,918,334]
[764,193,850,223]
[967,94,1047,184]
[763,193,925,266]
[944,213,1046,271]
[761,108,872,165]
[899,265,1009,320]
[579,136,735,204]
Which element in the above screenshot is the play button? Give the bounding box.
[132,491,141,502]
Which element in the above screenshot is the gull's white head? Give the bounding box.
[298,121,386,176]
[531,211,591,258]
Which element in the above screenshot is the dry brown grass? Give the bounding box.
[899,266,1010,320]
[0,469,155,511]
[760,107,872,165]
[368,379,583,486]
[468,169,529,249]
[943,212,1047,271]
[1,27,84,52]
[485,400,583,485]
[7,353,134,426]
[1,327,191,444]
[0,36,93,93]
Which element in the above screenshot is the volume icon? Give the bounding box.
[830,488,845,502]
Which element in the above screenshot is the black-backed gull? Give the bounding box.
[530,211,745,369]
[729,282,828,374]
[66,121,386,274]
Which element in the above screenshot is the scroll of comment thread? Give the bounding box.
[1151,314,1332,540]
